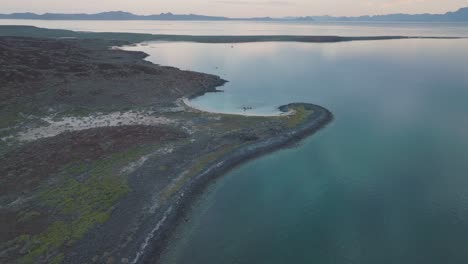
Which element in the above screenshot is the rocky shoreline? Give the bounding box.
[0,32,332,264]
[138,103,333,263]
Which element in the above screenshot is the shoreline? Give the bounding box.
[0,25,462,44]
[181,98,292,117]
[0,34,333,264]
[135,103,333,263]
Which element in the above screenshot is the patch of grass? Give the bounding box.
[42,175,129,216]
[214,114,267,130]
[19,184,124,263]
[17,145,157,263]
[19,221,70,264]
[284,105,313,128]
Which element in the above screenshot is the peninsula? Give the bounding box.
[0,27,332,263]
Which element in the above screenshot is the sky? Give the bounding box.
[1,0,467,17]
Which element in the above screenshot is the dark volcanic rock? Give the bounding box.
[0,37,226,115]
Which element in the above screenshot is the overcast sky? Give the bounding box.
[1,0,467,17]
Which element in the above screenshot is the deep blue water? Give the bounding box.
[125,38,468,263]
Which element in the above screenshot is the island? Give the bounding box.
[0,27,332,264]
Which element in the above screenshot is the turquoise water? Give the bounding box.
[128,38,468,263]
[2,19,468,263]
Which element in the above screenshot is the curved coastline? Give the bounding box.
[0,31,335,263]
[0,25,462,44]
[135,102,333,263]
[181,98,292,117]
[2,24,468,264]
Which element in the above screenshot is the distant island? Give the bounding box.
[1,7,468,22]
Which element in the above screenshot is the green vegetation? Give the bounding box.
[19,222,71,264]
[17,145,157,264]
[285,105,313,128]
[196,112,270,132]
[41,175,126,229]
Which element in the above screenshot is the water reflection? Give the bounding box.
[2,19,468,36]
[125,39,468,263]
[125,39,468,116]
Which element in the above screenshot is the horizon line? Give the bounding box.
[1,6,467,19]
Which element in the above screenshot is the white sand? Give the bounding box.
[17,111,174,141]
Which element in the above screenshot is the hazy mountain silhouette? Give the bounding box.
[0,11,272,21]
[0,8,467,22]
[298,7,468,22]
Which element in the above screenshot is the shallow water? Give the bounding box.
[126,38,468,263]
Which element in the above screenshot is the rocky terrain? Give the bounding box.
[0,36,331,264]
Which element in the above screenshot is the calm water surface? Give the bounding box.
[5,19,467,263]
[2,19,468,36]
[126,39,468,263]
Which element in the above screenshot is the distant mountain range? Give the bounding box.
[1,7,468,22]
[298,7,468,22]
[0,11,272,21]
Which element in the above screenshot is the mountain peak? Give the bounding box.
[0,7,467,21]
[100,11,133,15]
[455,7,468,13]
